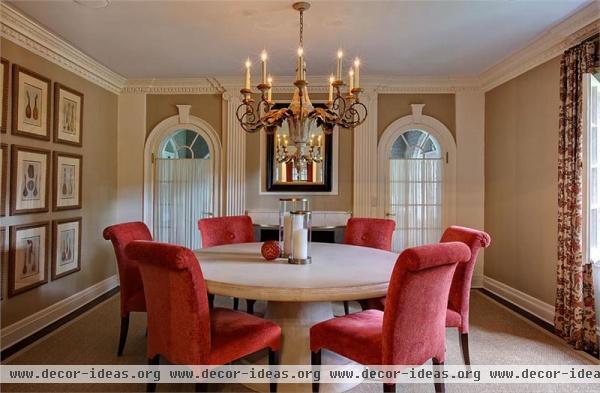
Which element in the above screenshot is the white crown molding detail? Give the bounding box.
[0,3,125,94]
[1,275,119,352]
[483,276,555,325]
[122,78,224,94]
[480,2,600,92]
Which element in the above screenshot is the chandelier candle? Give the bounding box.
[297,47,304,80]
[349,68,354,92]
[267,76,273,102]
[354,58,360,88]
[244,59,251,90]
[261,50,268,84]
[328,75,334,102]
[336,49,343,80]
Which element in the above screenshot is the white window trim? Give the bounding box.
[377,105,457,228]
[583,73,599,265]
[143,109,222,234]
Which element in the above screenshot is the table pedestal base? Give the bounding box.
[242,301,361,393]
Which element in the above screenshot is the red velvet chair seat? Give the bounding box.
[445,309,462,328]
[209,308,281,365]
[311,310,384,365]
[126,289,147,313]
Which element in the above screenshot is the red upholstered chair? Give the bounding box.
[125,241,281,393]
[364,226,491,367]
[198,215,257,314]
[102,221,152,356]
[343,217,395,314]
[310,242,471,393]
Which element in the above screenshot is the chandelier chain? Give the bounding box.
[299,9,304,48]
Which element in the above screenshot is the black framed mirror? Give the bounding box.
[266,103,333,192]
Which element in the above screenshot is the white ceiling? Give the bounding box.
[6,0,593,78]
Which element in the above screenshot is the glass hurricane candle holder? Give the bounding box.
[279,198,309,257]
[288,210,312,265]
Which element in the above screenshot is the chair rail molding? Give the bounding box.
[353,89,378,217]
[0,2,125,94]
[224,92,246,215]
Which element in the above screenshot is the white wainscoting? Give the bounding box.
[483,276,555,325]
[1,275,119,351]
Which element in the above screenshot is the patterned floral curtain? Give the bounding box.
[556,40,598,354]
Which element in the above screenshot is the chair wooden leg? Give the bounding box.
[233,297,239,311]
[247,299,256,315]
[459,332,471,368]
[383,383,395,392]
[208,293,215,309]
[268,349,279,393]
[195,383,207,392]
[432,358,445,393]
[118,314,129,356]
[311,350,321,393]
[358,299,369,311]
[147,355,159,392]
[343,301,350,315]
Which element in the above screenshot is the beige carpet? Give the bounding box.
[2,291,599,393]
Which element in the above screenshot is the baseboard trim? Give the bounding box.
[1,275,119,355]
[482,276,555,325]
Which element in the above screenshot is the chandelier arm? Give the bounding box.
[236,101,263,133]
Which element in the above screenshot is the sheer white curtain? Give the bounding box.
[154,158,213,249]
[389,158,442,252]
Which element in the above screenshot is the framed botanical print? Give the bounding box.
[12,64,51,140]
[54,83,83,146]
[1,58,8,133]
[0,144,7,217]
[52,217,81,280]
[53,151,82,211]
[10,145,50,215]
[9,222,49,297]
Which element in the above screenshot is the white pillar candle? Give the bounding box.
[297,47,304,80]
[245,58,251,90]
[348,68,354,91]
[354,58,360,89]
[293,229,308,259]
[283,214,292,255]
[328,75,334,102]
[336,49,343,80]
[267,75,273,102]
[261,50,268,84]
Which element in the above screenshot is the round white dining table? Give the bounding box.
[194,242,399,393]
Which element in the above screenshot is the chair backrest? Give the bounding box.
[198,215,255,248]
[343,217,396,251]
[103,221,152,315]
[382,242,471,365]
[125,240,211,365]
[440,226,491,332]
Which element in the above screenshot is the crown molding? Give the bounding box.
[480,2,600,92]
[122,78,224,94]
[0,3,126,94]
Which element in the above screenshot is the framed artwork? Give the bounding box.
[53,151,82,211]
[52,217,81,280]
[54,83,83,146]
[8,221,49,297]
[1,58,8,133]
[10,145,50,215]
[12,64,51,140]
[1,144,7,217]
[266,102,333,192]
[1,227,6,300]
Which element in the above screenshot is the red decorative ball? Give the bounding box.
[261,241,280,261]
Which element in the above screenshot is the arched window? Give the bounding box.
[389,129,443,251]
[378,105,456,253]
[154,129,213,249]
[144,108,221,250]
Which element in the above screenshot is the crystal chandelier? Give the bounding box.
[236,1,368,172]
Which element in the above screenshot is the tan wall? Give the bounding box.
[484,56,561,305]
[244,93,354,211]
[378,94,456,140]
[0,38,118,326]
[146,94,222,139]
